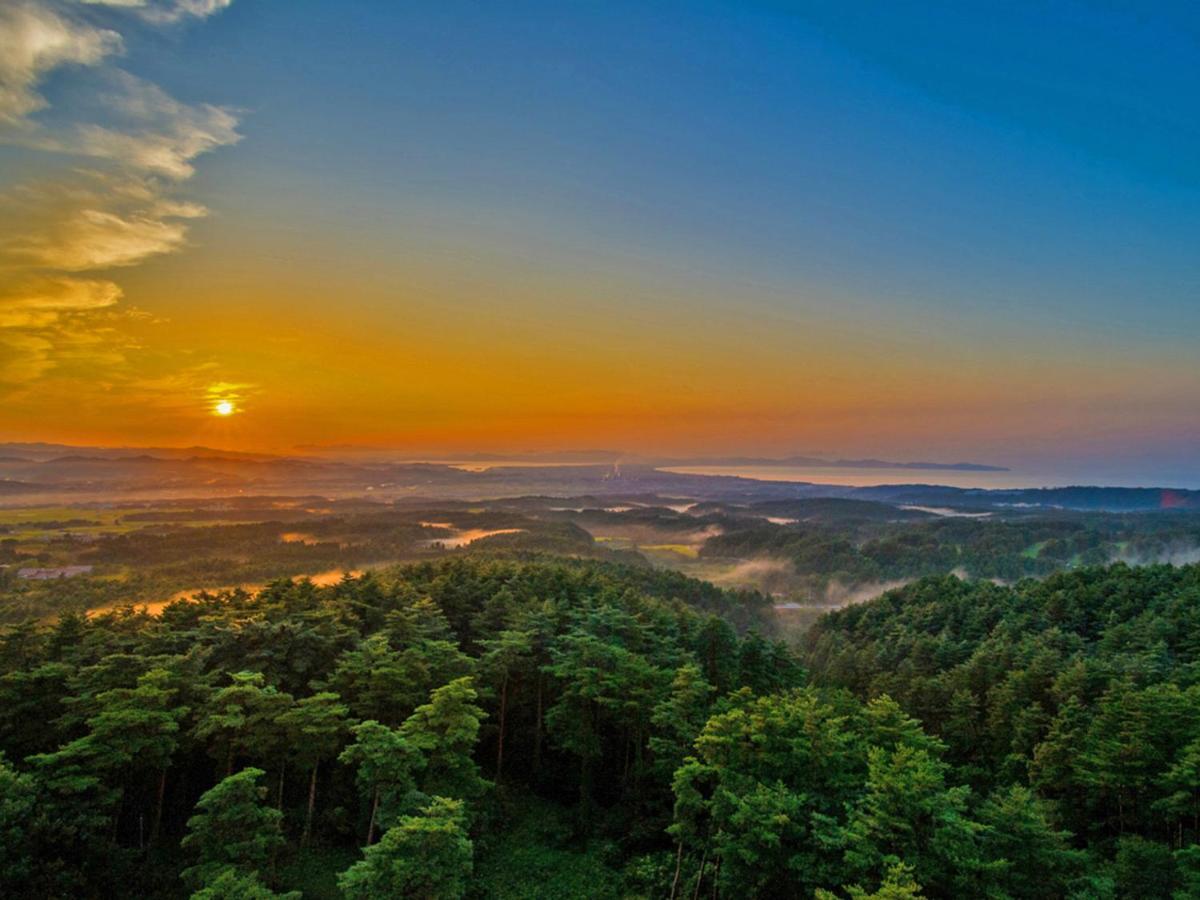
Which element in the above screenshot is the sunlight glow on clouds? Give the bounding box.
[0,0,239,393]
[5,179,201,271]
[0,277,121,328]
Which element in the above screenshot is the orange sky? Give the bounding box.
[1,1,1197,481]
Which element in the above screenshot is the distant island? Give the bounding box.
[651,455,1009,472]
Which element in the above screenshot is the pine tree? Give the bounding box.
[189,866,301,900]
[339,720,424,844]
[276,691,348,847]
[85,667,188,844]
[193,671,294,779]
[649,664,714,783]
[816,861,927,900]
[478,628,533,783]
[337,796,472,900]
[977,784,1080,897]
[181,768,285,889]
[400,677,488,803]
[0,755,37,891]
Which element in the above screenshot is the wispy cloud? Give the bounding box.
[83,0,234,26]
[0,1,121,127]
[0,276,122,329]
[2,174,205,271]
[72,73,241,179]
[0,0,239,394]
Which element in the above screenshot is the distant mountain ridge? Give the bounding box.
[0,443,1007,472]
[1,443,1195,512]
[0,443,280,462]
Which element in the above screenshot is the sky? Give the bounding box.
[0,1,1197,483]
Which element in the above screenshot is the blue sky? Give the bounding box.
[163,0,1200,322]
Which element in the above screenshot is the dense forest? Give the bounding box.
[0,556,790,897]
[804,562,1200,897]
[3,553,1200,897]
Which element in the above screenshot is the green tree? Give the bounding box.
[1175,844,1200,899]
[86,667,188,844]
[181,768,285,889]
[401,677,488,803]
[694,615,739,695]
[674,687,868,897]
[340,720,424,844]
[25,668,183,852]
[193,672,294,779]
[544,617,669,814]
[0,755,37,891]
[324,632,471,727]
[816,861,927,900]
[736,631,803,695]
[1112,835,1177,897]
[0,662,73,759]
[190,866,301,900]
[841,745,986,895]
[1078,681,1193,835]
[28,735,122,847]
[512,600,560,777]
[1157,737,1200,845]
[667,757,716,900]
[649,664,714,783]
[862,695,946,758]
[338,796,473,900]
[276,692,349,847]
[977,785,1079,898]
[478,628,533,782]
[385,596,456,645]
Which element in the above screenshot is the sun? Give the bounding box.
[214,400,235,417]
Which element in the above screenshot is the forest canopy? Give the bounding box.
[1,556,1199,897]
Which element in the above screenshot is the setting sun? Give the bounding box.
[214,400,234,417]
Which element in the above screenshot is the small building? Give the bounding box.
[16,565,94,580]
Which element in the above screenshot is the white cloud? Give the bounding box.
[0,1,121,126]
[83,0,235,25]
[75,74,241,178]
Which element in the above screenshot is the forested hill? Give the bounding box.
[804,562,1200,897]
[5,556,1200,897]
[0,556,798,898]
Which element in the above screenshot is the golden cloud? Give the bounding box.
[0,0,240,394]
